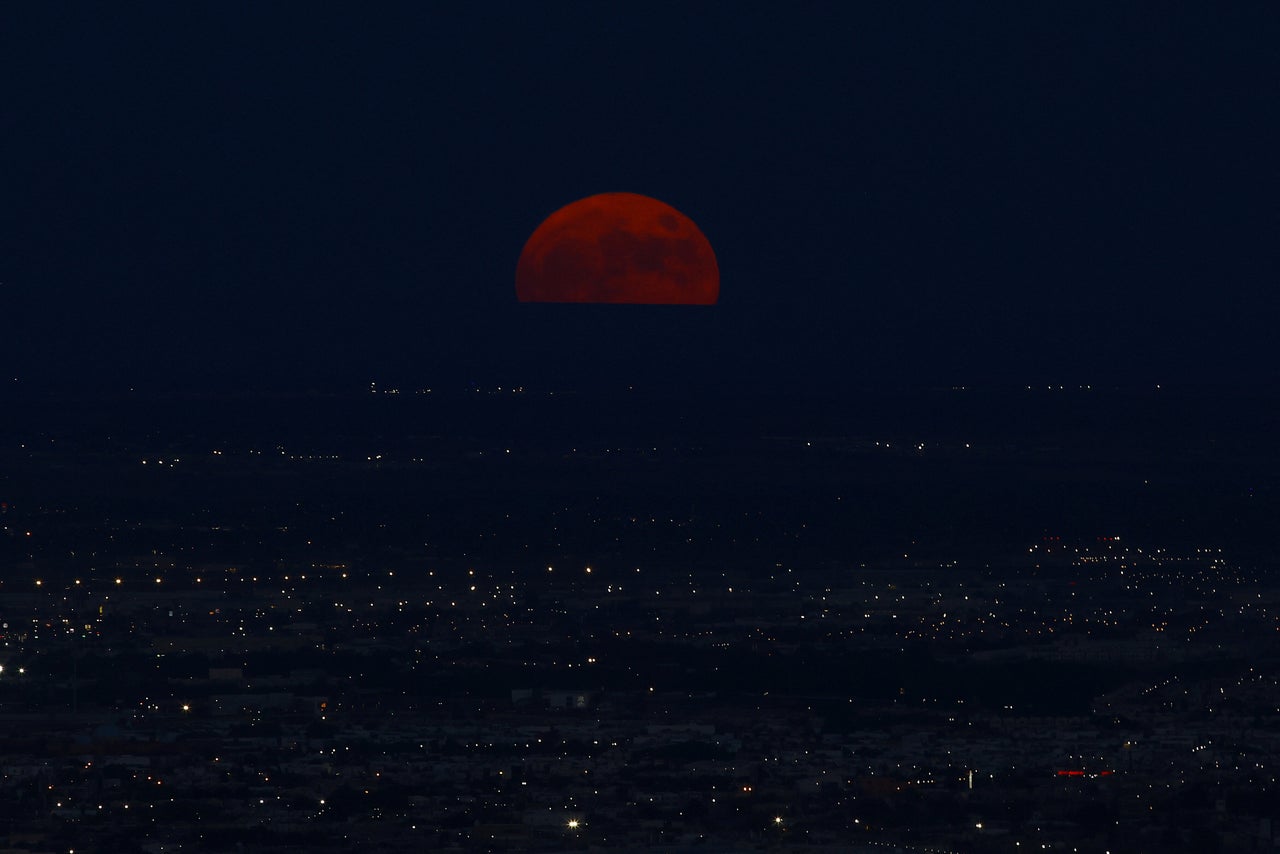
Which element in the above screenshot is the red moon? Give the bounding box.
[516,193,718,304]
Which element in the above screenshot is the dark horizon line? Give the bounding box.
[2,378,1277,402]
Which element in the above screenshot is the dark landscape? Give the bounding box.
[1,387,1277,852]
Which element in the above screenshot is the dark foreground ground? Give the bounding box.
[0,387,1277,851]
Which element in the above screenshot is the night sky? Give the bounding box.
[5,4,1277,394]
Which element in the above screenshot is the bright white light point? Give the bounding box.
[774,816,784,825]
[567,819,580,830]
